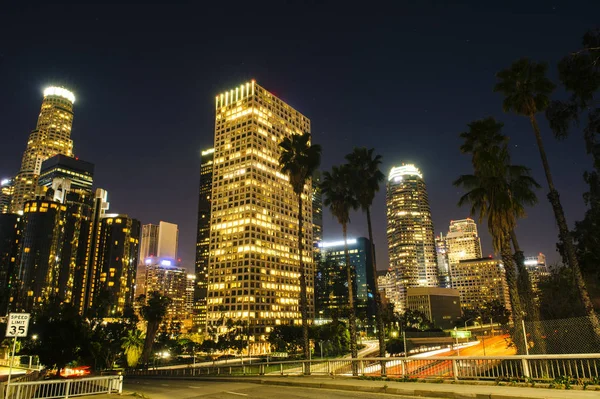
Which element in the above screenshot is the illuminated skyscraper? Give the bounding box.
[1,179,15,214]
[207,81,313,349]
[139,224,159,260]
[386,164,438,312]
[142,256,187,327]
[452,257,511,311]
[435,233,450,288]
[0,214,21,314]
[524,253,549,302]
[11,87,76,213]
[445,218,482,283]
[312,171,323,248]
[193,147,214,333]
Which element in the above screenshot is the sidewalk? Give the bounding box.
[112,375,600,399]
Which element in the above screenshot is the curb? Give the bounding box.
[126,375,593,398]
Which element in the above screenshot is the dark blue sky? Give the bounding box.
[1,2,598,270]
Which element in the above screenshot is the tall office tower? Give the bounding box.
[157,221,178,259]
[315,238,374,320]
[1,179,15,214]
[186,274,196,318]
[11,87,76,213]
[140,224,159,260]
[194,147,214,333]
[207,81,314,350]
[377,269,401,311]
[312,171,323,248]
[142,256,187,327]
[435,233,450,288]
[386,164,438,312]
[82,188,110,313]
[89,214,140,316]
[445,218,482,283]
[12,199,67,312]
[0,214,21,314]
[524,253,549,301]
[452,257,511,311]
[38,155,95,309]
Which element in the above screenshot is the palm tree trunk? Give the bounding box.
[142,321,158,366]
[500,232,526,354]
[367,207,387,360]
[510,230,546,354]
[297,194,310,363]
[343,222,358,370]
[529,115,600,337]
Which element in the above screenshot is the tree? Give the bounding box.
[88,320,131,370]
[279,132,322,361]
[139,291,171,366]
[30,299,88,375]
[345,147,386,357]
[546,30,600,313]
[454,145,538,353]
[459,118,540,324]
[268,325,304,355]
[321,164,360,361]
[122,329,145,368]
[494,59,600,336]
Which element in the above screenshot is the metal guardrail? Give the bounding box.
[3,375,123,399]
[129,354,600,382]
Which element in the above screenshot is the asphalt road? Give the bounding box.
[125,378,420,398]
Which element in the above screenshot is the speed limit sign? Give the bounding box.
[5,313,30,337]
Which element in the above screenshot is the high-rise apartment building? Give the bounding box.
[445,218,482,283]
[11,87,76,213]
[1,179,15,214]
[157,221,178,259]
[140,224,159,260]
[452,257,511,311]
[142,256,187,327]
[524,253,549,301]
[377,269,400,308]
[0,214,21,314]
[88,213,140,316]
[386,164,438,312]
[315,238,374,320]
[435,233,450,288]
[194,148,214,333]
[207,81,314,350]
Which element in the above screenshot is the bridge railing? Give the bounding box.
[129,354,600,382]
[3,375,122,399]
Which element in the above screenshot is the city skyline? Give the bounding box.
[2,3,599,272]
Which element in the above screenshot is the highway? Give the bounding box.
[125,378,417,398]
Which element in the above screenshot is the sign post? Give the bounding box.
[5,313,31,399]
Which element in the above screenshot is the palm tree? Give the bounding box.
[122,329,145,368]
[345,147,386,358]
[495,59,600,335]
[459,119,539,322]
[321,165,360,362]
[454,151,539,353]
[139,291,171,366]
[279,132,322,361]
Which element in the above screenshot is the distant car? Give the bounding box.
[60,366,91,378]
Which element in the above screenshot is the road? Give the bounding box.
[125,378,419,398]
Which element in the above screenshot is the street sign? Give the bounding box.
[5,313,30,337]
[450,330,472,339]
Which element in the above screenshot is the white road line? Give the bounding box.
[224,391,248,396]
[160,384,170,387]
[187,385,203,388]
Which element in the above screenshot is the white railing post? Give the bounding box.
[452,359,459,382]
[521,358,531,378]
[118,375,123,394]
[401,360,406,377]
[65,380,71,399]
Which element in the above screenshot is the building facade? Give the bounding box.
[0,214,21,314]
[11,87,76,213]
[315,238,374,320]
[207,81,314,349]
[386,164,438,312]
[88,213,140,316]
[445,218,482,282]
[312,170,323,248]
[524,253,549,301]
[141,256,187,328]
[435,233,450,288]
[140,224,159,260]
[452,257,511,311]
[194,147,214,333]
[406,287,461,330]
[1,179,14,215]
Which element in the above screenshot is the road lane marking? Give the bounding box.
[224,391,248,396]
[160,384,170,387]
[188,385,203,388]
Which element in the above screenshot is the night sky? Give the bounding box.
[1,2,599,271]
